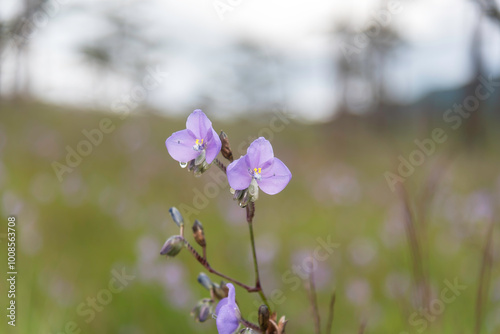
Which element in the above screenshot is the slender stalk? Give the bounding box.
[474,218,495,334]
[240,317,263,333]
[202,245,207,260]
[192,157,270,307]
[183,238,259,292]
[202,147,271,307]
[306,270,321,334]
[358,320,367,334]
[214,158,227,174]
[247,202,271,310]
[398,184,429,308]
[326,291,336,334]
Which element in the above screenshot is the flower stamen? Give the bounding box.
[193,138,205,151]
[252,167,262,180]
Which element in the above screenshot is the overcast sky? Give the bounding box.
[2,0,500,121]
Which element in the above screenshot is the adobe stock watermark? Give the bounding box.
[176,106,295,221]
[385,74,500,192]
[339,0,404,63]
[213,0,245,21]
[51,66,168,182]
[400,278,466,334]
[50,267,135,334]
[245,235,340,323]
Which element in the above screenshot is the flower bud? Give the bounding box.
[160,235,184,257]
[197,272,213,290]
[191,299,213,323]
[258,305,270,331]
[192,219,206,247]
[211,281,229,300]
[169,207,184,227]
[219,131,234,162]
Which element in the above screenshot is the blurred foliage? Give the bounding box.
[0,101,499,333]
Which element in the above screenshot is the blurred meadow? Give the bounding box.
[1,0,500,334]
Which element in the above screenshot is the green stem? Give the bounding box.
[247,203,271,311]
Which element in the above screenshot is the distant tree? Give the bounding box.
[0,0,49,98]
[80,13,145,81]
[333,20,366,114]
[477,0,500,24]
[332,1,404,120]
[196,40,280,117]
[360,22,403,112]
[464,0,500,142]
[77,6,166,105]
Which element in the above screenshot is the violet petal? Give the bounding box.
[245,137,274,168]
[227,157,252,190]
[165,129,199,163]
[205,128,222,164]
[215,284,239,334]
[186,109,213,139]
[257,158,292,195]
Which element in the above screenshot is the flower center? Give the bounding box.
[193,138,204,151]
[251,167,262,180]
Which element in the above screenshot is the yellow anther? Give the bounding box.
[253,168,262,174]
[195,139,204,145]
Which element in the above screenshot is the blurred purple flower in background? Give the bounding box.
[165,109,221,165]
[215,283,240,334]
[227,137,291,195]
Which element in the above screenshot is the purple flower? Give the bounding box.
[215,283,240,334]
[227,137,291,195]
[165,109,221,165]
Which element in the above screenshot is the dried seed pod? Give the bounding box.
[212,281,229,300]
[258,305,270,331]
[219,131,234,162]
[192,220,206,247]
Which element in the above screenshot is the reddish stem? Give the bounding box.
[183,238,260,292]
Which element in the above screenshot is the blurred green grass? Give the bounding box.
[0,101,499,333]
